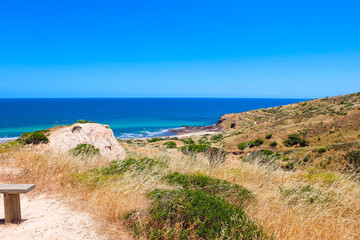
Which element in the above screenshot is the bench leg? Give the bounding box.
[4,193,21,223]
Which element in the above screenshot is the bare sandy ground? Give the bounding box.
[0,167,103,240]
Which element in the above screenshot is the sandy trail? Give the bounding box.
[0,167,103,240]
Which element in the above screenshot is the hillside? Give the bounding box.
[213,92,360,171]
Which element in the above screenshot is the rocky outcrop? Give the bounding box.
[47,123,126,160]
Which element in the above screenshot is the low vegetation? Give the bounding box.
[179,144,210,155]
[144,188,267,239]
[283,133,309,147]
[18,130,49,144]
[163,141,176,149]
[77,119,96,124]
[69,144,100,156]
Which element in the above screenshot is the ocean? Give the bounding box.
[0,98,307,141]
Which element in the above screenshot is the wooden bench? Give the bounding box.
[0,184,35,223]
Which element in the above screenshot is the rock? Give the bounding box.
[47,123,126,160]
[170,124,222,134]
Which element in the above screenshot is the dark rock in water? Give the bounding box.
[170,124,222,134]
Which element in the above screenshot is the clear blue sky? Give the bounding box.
[0,0,359,98]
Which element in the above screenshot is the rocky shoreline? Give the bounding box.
[169,124,222,134]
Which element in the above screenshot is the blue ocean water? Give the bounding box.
[0,98,307,141]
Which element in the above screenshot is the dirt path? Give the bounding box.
[0,167,103,240]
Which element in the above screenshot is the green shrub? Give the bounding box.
[285,162,295,170]
[179,144,210,155]
[126,140,132,144]
[163,172,252,204]
[146,189,266,239]
[255,138,265,145]
[318,148,327,154]
[265,134,273,139]
[211,134,223,141]
[198,136,210,144]
[19,131,49,145]
[269,141,278,147]
[237,142,247,150]
[77,119,96,124]
[303,154,311,162]
[147,137,163,143]
[262,150,274,156]
[283,133,309,147]
[163,141,176,149]
[182,138,195,145]
[69,144,100,156]
[346,150,360,169]
[248,139,264,148]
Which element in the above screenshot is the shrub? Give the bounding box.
[182,138,195,145]
[163,141,176,149]
[255,138,265,145]
[270,141,278,147]
[211,134,223,141]
[265,134,273,139]
[303,154,311,162]
[163,172,253,204]
[72,126,82,132]
[346,150,360,169]
[69,144,100,156]
[126,140,132,144]
[77,119,96,124]
[262,150,274,156]
[179,144,210,155]
[318,148,327,154]
[147,137,163,143]
[198,136,210,144]
[237,142,247,150]
[283,133,309,147]
[146,189,266,239]
[19,131,49,145]
[285,162,295,170]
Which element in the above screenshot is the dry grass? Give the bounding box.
[1,142,360,239]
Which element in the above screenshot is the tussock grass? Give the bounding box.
[1,142,360,239]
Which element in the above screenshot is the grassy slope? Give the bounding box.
[216,92,360,171]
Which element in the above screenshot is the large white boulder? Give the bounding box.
[47,123,126,160]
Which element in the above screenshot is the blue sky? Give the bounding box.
[0,0,359,98]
